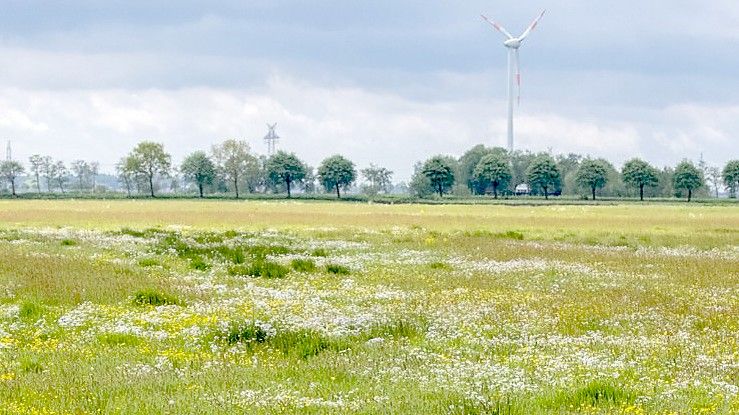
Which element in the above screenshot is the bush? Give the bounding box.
[133,290,181,306]
[325,263,350,275]
[290,258,317,273]
[224,322,270,345]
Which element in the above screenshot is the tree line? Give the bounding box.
[1,140,738,201]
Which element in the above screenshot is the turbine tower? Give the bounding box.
[481,10,546,153]
[5,141,10,161]
[264,123,279,156]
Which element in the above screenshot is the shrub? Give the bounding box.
[325,263,350,275]
[290,258,317,273]
[224,322,270,345]
[133,290,180,306]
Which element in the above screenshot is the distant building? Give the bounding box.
[515,183,530,196]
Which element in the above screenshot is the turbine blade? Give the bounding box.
[481,14,514,39]
[515,49,521,106]
[518,9,546,41]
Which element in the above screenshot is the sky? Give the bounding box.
[1,1,738,181]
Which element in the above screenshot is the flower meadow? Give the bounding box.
[0,201,737,414]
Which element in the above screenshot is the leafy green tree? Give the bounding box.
[422,156,456,197]
[472,154,511,198]
[723,160,739,198]
[317,155,357,198]
[575,158,609,200]
[266,151,307,198]
[673,160,704,202]
[526,154,561,200]
[458,145,506,194]
[71,160,90,192]
[409,162,434,197]
[0,160,25,196]
[116,157,135,197]
[211,139,259,198]
[28,155,45,193]
[128,141,171,197]
[181,151,217,198]
[39,156,53,192]
[361,164,393,196]
[622,158,659,201]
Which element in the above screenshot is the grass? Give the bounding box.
[0,200,736,414]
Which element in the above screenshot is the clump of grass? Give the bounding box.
[428,261,453,271]
[228,261,289,279]
[193,232,224,244]
[97,333,141,347]
[325,263,350,275]
[60,239,77,246]
[133,290,181,306]
[495,230,524,240]
[271,329,349,359]
[245,245,291,259]
[137,257,161,267]
[367,320,425,340]
[19,357,44,374]
[19,301,44,321]
[290,258,317,273]
[311,248,329,257]
[550,381,635,409]
[223,230,239,238]
[188,256,210,271]
[224,322,270,345]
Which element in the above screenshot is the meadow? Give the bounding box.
[0,200,737,414]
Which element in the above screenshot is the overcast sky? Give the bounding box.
[2,1,738,180]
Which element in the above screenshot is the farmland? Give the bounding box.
[0,200,737,414]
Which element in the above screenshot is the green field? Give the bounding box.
[0,200,737,414]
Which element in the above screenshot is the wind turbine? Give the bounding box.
[481,10,546,153]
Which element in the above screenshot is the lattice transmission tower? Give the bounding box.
[264,123,279,156]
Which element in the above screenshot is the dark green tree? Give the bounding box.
[458,145,506,194]
[622,158,659,201]
[472,154,511,198]
[526,154,561,200]
[317,155,357,198]
[422,156,456,197]
[266,151,307,198]
[181,151,217,198]
[575,158,609,200]
[673,160,704,202]
[722,160,739,198]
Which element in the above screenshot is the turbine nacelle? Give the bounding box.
[503,38,522,49]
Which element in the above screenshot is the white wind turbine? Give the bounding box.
[481,10,546,153]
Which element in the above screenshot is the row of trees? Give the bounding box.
[112,140,387,198]
[2,141,738,200]
[413,149,739,201]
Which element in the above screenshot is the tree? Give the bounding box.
[621,158,659,201]
[705,166,722,198]
[28,155,45,193]
[575,158,609,200]
[50,161,69,193]
[409,162,434,197]
[422,156,455,197]
[266,151,307,198]
[361,164,393,196]
[723,160,739,198]
[90,162,100,193]
[673,160,704,202]
[71,160,90,192]
[128,141,171,197]
[0,160,25,196]
[473,154,511,198]
[458,145,506,194]
[181,151,216,198]
[526,154,561,199]
[211,139,259,198]
[40,156,53,192]
[317,155,357,198]
[116,157,136,197]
